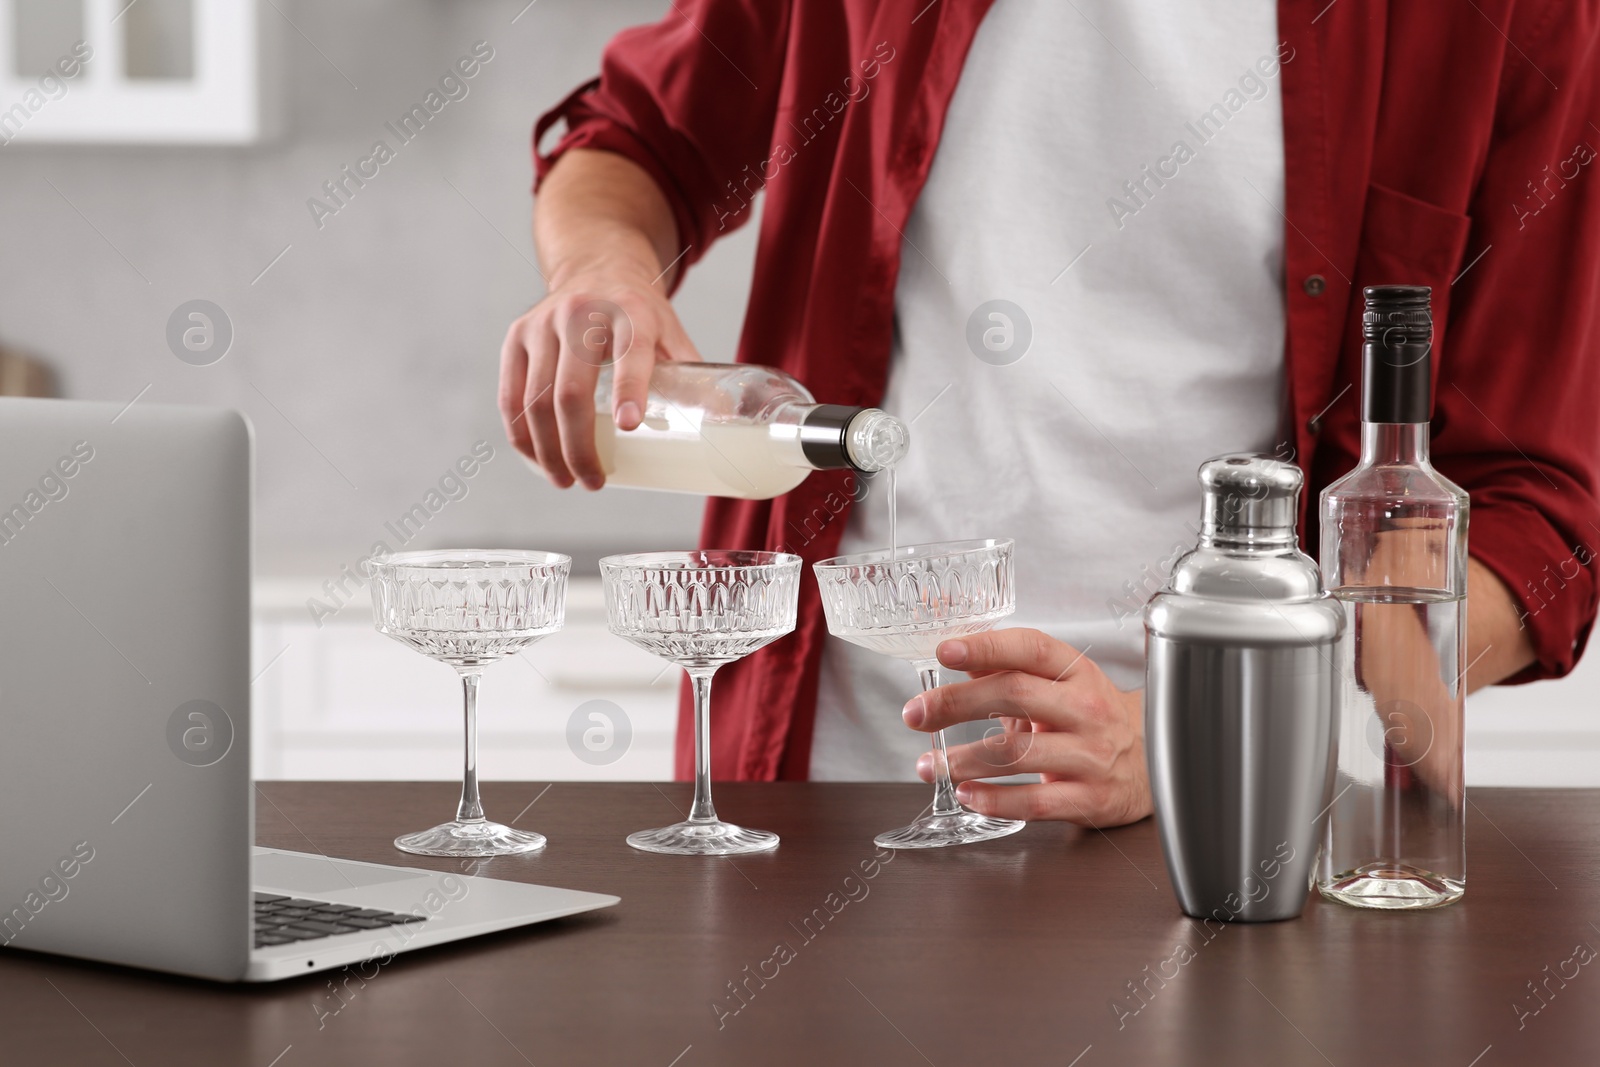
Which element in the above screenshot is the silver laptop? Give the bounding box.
[0,397,617,982]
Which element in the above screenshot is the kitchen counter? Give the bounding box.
[3,783,1596,1065]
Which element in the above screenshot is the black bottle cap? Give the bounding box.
[798,405,859,470]
[1362,285,1433,424]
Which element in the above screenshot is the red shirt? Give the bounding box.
[536,0,1600,781]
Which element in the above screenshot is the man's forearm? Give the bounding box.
[534,148,682,290]
[1466,556,1538,692]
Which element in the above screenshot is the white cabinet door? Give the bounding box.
[252,578,679,781]
[0,0,274,143]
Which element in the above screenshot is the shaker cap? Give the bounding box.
[1199,454,1302,545]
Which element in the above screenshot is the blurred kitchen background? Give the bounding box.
[0,0,1593,786]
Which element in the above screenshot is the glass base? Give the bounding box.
[394,820,547,858]
[875,810,1026,850]
[1318,863,1464,910]
[626,819,779,856]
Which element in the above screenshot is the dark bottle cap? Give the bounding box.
[799,405,864,470]
[1361,285,1433,424]
[799,405,909,472]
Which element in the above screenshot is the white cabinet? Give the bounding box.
[251,578,679,782]
[246,578,1600,786]
[0,0,274,143]
[1466,659,1600,787]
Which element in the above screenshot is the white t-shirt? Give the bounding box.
[810,0,1289,780]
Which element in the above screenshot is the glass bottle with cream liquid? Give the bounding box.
[591,362,909,499]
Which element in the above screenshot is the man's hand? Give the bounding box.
[500,148,701,490]
[901,628,1151,828]
[500,263,699,489]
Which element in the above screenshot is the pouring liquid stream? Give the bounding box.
[886,466,898,557]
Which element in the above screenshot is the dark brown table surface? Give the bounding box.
[2,783,1597,1066]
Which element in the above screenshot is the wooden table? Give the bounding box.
[3,783,1597,1065]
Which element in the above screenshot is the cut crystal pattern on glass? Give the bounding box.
[601,551,800,855]
[815,540,1026,849]
[370,550,570,857]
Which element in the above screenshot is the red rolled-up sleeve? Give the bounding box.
[531,2,791,282]
[1440,1,1600,682]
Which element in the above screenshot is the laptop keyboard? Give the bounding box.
[253,892,426,949]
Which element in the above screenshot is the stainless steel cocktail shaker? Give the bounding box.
[1144,454,1343,922]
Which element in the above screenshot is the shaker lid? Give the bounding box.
[1147,453,1333,633]
[1199,454,1301,545]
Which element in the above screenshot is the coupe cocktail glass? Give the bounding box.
[600,550,800,855]
[814,538,1025,849]
[369,550,569,857]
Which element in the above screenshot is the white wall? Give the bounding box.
[0,0,746,577]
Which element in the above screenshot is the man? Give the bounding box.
[501,1,1600,826]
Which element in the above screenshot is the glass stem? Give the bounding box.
[921,666,962,816]
[456,670,485,824]
[687,667,719,824]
